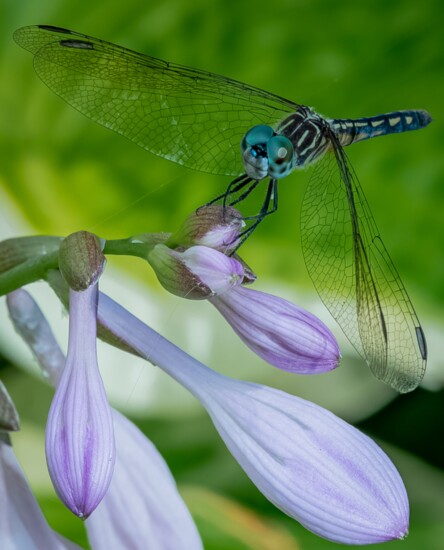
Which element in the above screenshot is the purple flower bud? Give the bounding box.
[168,205,244,253]
[210,285,340,373]
[148,244,244,299]
[45,284,115,518]
[201,376,409,545]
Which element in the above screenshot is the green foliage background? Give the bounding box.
[0,0,443,548]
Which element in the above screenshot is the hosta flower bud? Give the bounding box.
[45,284,115,518]
[211,285,340,373]
[96,293,410,545]
[87,411,203,550]
[58,231,106,291]
[148,244,244,299]
[202,377,409,545]
[168,205,244,252]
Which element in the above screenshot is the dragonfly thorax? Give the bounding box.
[240,125,294,180]
[278,110,331,168]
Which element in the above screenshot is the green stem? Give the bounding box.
[0,232,170,296]
[103,233,170,259]
[0,251,59,296]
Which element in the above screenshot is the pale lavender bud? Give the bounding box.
[96,293,409,545]
[210,285,340,373]
[0,435,81,549]
[148,244,244,299]
[45,284,115,518]
[200,376,409,545]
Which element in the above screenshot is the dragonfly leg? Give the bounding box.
[225,178,261,207]
[201,175,260,224]
[243,178,278,220]
[198,176,278,252]
[204,174,252,207]
[232,178,278,250]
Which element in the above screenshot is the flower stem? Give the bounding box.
[0,252,59,296]
[103,234,169,258]
[0,233,170,296]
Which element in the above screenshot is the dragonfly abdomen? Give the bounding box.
[331,109,432,147]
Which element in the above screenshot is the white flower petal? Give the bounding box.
[0,437,81,550]
[86,410,202,550]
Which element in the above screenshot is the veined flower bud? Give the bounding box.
[148,244,244,299]
[45,284,115,518]
[95,292,410,546]
[168,205,244,253]
[202,377,409,545]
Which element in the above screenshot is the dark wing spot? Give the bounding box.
[60,39,94,50]
[415,326,428,360]
[37,25,73,34]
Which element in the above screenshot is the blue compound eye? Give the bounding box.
[241,125,289,180]
[242,125,275,148]
[267,135,294,178]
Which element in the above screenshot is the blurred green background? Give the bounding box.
[1,0,443,548]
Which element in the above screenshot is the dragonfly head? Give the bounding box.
[241,125,294,180]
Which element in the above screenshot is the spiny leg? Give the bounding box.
[225,178,261,207]
[204,174,253,207]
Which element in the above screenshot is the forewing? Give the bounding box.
[14,25,299,176]
[300,144,426,393]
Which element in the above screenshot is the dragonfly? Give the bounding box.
[14,24,430,393]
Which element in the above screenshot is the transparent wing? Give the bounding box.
[300,141,427,393]
[14,25,300,176]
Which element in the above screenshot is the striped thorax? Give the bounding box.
[278,108,331,168]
